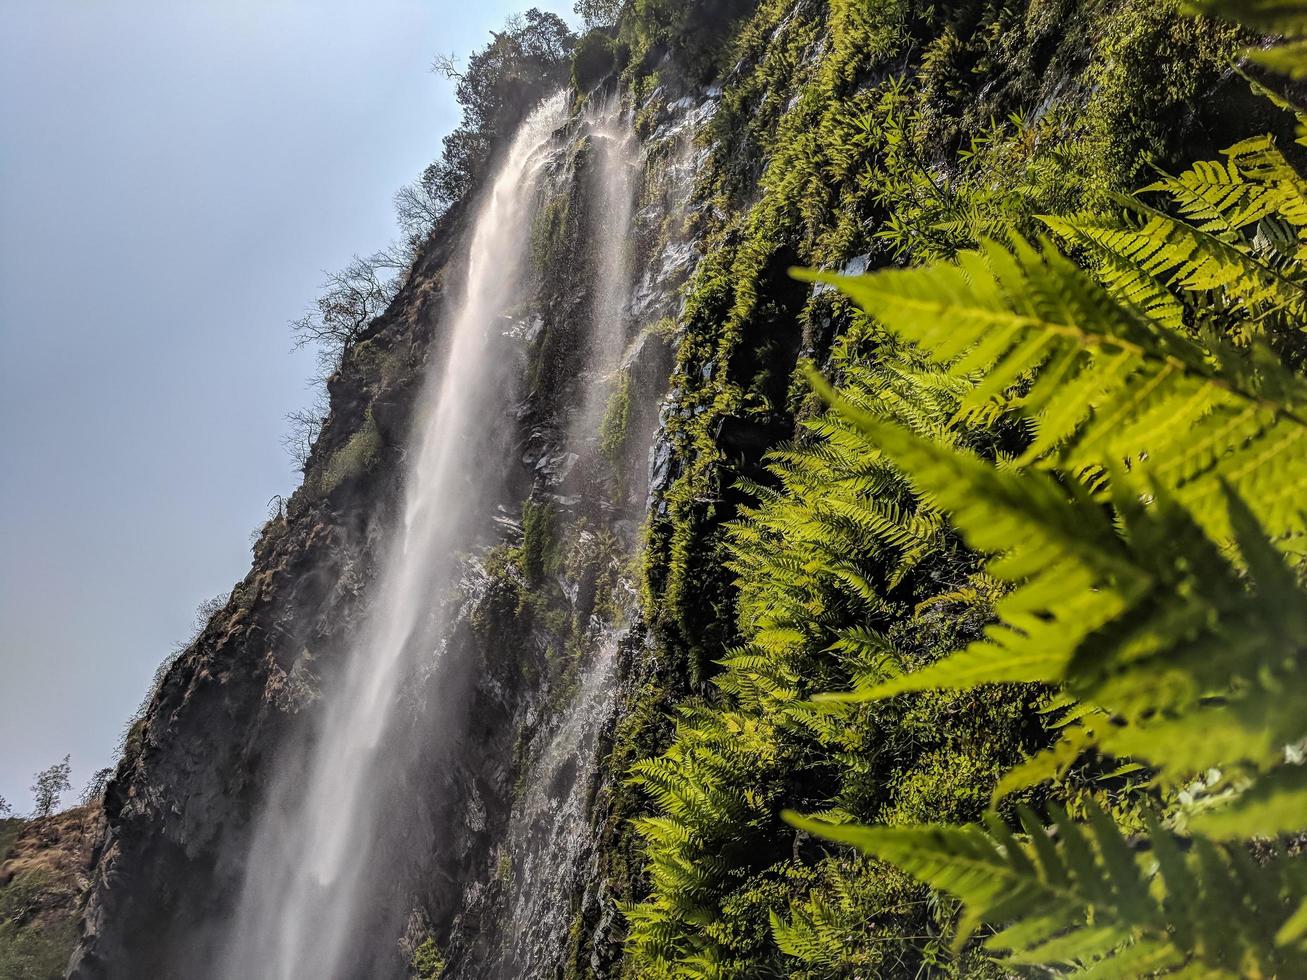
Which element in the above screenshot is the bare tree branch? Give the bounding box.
[430,52,463,79]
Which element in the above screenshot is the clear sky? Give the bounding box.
[0,0,577,814]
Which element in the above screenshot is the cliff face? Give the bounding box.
[67,1,1261,978]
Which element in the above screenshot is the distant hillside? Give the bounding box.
[1,806,99,979]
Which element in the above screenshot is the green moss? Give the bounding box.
[529,138,592,298]
[598,371,632,467]
[1072,2,1245,186]
[518,499,558,584]
[346,335,411,391]
[317,409,382,496]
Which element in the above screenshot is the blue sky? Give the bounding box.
[0,0,576,814]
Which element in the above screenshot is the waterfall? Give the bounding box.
[491,627,624,978]
[221,93,569,980]
[215,79,720,980]
[572,95,639,459]
[457,93,641,980]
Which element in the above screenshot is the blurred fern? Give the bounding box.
[783,5,1307,974]
[1186,0,1307,78]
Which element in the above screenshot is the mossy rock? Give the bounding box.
[317,409,383,496]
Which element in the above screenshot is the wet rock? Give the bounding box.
[812,252,871,297]
[713,415,779,457]
[535,450,579,484]
[647,435,678,515]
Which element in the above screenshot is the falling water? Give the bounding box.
[571,95,639,454]
[456,95,642,979]
[221,93,569,980]
[491,626,626,978]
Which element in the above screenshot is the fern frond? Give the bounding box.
[1047,204,1307,319]
[786,805,1302,976]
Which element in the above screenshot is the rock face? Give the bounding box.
[65,2,1257,977]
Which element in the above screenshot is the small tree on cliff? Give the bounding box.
[30,755,71,817]
[291,250,405,374]
[394,163,448,247]
[0,795,11,817]
[422,10,576,217]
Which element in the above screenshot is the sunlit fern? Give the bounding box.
[783,6,1307,972]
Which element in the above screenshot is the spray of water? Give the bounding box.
[221,93,569,980]
[492,626,624,978]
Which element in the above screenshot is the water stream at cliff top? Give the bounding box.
[221,93,569,980]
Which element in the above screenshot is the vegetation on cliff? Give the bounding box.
[1,807,99,979]
[601,0,1307,977]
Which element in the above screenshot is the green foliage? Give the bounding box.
[774,12,1307,969]
[0,867,78,980]
[572,29,621,92]
[411,937,446,979]
[1044,140,1307,362]
[1187,0,1307,77]
[519,498,559,584]
[427,10,576,212]
[621,0,759,83]
[599,370,633,466]
[807,249,1307,790]
[617,1,1262,976]
[0,918,76,980]
[788,804,1304,977]
[576,0,624,30]
[0,871,57,929]
[634,0,1243,661]
[0,818,21,861]
[29,756,71,819]
[622,327,1038,975]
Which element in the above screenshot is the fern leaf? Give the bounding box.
[785,806,1299,976]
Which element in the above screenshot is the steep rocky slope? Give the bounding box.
[63,1,1268,978]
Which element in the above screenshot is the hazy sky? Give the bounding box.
[0,0,576,813]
